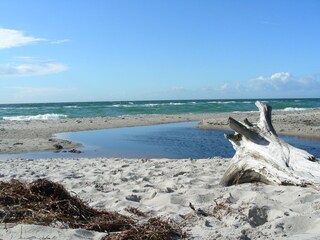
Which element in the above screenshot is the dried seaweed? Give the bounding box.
[104,217,185,240]
[0,179,185,239]
[124,207,146,217]
[211,196,245,222]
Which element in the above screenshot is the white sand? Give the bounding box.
[1,157,320,239]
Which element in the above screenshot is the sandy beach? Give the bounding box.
[0,110,320,239]
[1,157,320,239]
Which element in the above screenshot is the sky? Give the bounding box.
[0,0,319,103]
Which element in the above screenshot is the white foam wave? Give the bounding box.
[64,106,80,109]
[283,107,307,111]
[169,102,185,106]
[208,101,236,104]
[144,102,186,107]
[144,103,160,107]
[3,114,68,121]
[112,104,134,107]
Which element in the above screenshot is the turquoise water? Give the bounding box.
[1,98,319,120]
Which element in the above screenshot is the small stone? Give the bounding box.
[125,194,141,202]
[166,187,174,193]
[53,144,63,150]
[13,142,23,146]
[68,149,81,154]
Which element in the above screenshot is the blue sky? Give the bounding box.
[0,1,319,103]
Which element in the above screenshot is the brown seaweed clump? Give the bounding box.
[0,179,185,239]
[104,217,183,240]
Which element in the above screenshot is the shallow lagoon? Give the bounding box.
[0,122,319,159]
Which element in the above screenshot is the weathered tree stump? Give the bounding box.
[221,101,320,188]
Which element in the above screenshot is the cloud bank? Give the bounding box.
[210,71,320,98]
[0,60,68,78]
[252,72,291,90]
[0,28,46,49]
[250,72,320,91]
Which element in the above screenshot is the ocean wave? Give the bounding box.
[112,104,134,108]
[64,106,80,109]
[283,107,307,111]
[144,103,160,107]
[241,101,253,104]
[208,101,236,104]
[143,102,186,107]
[169,102,185,106]
[3,114,68,121]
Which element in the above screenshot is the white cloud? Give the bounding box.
[220,83,229,91]
[256,76,265,81]
[211,72,320,99]
[0,28,46,49]
[252,72,291,90]
[0,61,68,78]
[51,39,71,44]
[270,72,290,82]
[249,72,320,94]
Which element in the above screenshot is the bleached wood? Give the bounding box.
[221,101,320,188]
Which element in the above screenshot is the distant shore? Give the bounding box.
[198,109,320,139]
[0,109,320,154]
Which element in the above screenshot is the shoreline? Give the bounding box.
[1,109,320,154]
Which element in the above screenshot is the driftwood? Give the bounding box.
[221,101,320,188]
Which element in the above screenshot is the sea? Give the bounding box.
[0,98,320,120]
